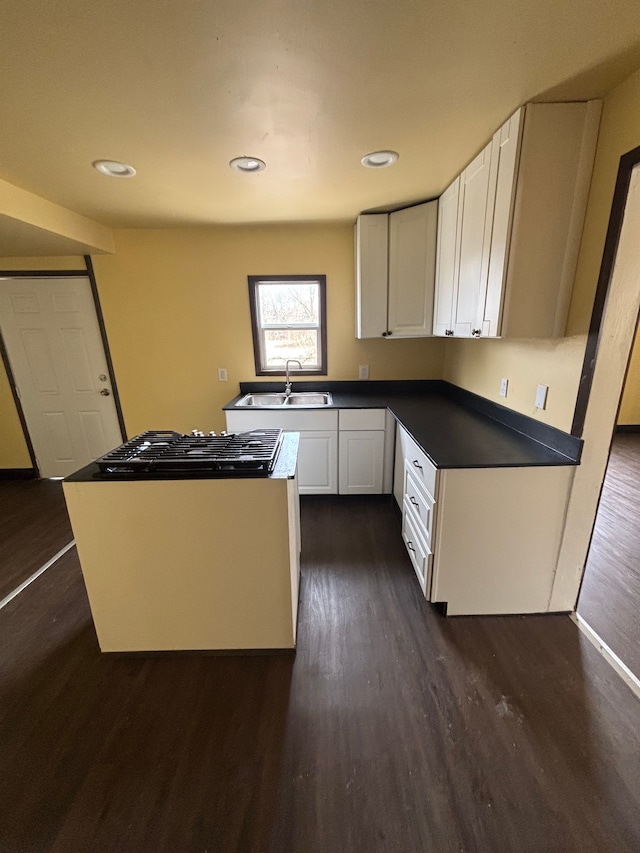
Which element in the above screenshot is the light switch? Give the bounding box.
[535,384,548,409]
[218,367,228,382]
[359,365,369,380]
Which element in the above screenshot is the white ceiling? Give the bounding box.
[1,0,640,233]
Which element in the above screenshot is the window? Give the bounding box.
[248,275,327,375]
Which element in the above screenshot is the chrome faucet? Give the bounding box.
[284,359,302,396]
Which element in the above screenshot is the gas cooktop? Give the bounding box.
[96,429,283,477]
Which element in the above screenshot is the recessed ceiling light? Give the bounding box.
[361,150,399,169]
[93,160,136,178]
[229,156,266,173]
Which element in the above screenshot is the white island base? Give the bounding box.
[63,469,301,653]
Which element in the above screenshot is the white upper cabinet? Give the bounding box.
[355,213,389,338]
[433,100,601,339]
[355,201,437,339]
[433,177,460,337]
[453,140,497,337]
[387,202,438,337]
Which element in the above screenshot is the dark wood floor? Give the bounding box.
[0,494,639,852]
[0,479,73,600]
[578,433,640,677]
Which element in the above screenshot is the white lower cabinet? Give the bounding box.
[338,408,386,495]
[298,431,338,495]
[394,424,574,615]
[226,405,392,496]
[402,506,432,596]
[397,428,438,594]
[225,407,339,495]
[339,430,384,494]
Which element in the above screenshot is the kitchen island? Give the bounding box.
[63,432,301,653]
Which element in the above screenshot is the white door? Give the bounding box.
[0,276,123,477]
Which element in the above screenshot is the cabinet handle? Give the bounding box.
[472,329,482,337]
[407,540,416,552]
[412,460,422,470]
[410,496,419,507]
[382,331,388,337]
[445,329,454,336]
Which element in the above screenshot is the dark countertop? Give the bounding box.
[64,432,300,483]
[224,380,582,469]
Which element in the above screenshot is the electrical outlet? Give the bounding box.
[218,367,228,382]
[535,384,548,409]
[359,365,369,380]
[500,378,508,398]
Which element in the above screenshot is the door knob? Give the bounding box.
[100,388,111,396]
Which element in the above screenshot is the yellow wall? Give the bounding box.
[444,336,586,430]
[444,67,640,433]
[92,224,445,435]
[0,257,87,468]
[618,324,640,424]
[0,358,31,468]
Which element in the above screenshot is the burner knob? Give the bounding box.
[208,431,217,436]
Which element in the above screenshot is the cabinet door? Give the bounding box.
[453,141,497,337]
[355,214,389,339]
[338,430,384,494]
[480,109,522,337]
[432,177,461,336]
[298,430,338,495]
[387,201,437,337]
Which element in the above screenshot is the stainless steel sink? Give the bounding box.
[236,393,288,407]
[285,393,332,406]
[235,391,332,408]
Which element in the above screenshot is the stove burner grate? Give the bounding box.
[96,429,283,476]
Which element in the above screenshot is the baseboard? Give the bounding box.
[571,612,640,701]
[615,424,640,433]
[0,468,36,480]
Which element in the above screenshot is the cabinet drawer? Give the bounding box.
[404,464,435,542]
[399,427,437,497]
[402,508,432,596]
[339,408,386,431]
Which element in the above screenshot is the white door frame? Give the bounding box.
[0,259,125,475]
[551,151,640,610]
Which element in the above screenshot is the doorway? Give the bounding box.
[576,324,640,678]
[0,275,123,477]
[554,154,640,691]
